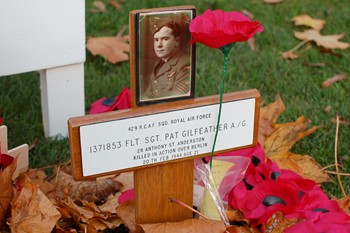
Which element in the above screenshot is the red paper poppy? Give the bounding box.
[89,87,131,114]
[0,152,14,170]
[189,9,264,48]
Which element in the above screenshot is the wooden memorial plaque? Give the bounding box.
[68,89,260,231]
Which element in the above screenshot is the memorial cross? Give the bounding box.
[68,89,260,232]
[0,125,29,179]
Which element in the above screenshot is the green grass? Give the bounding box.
[1,0,349,197]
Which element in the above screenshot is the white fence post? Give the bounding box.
[40,63,85,137]
[0,0,86,137]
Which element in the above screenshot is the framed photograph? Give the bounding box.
[130,5,196,107]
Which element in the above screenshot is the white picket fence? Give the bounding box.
[0,0,86,137]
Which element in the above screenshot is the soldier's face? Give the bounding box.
[153,26,179,59]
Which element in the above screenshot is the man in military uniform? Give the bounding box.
[143,21,191,99]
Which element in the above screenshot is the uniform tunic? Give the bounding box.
[144,50,191,99]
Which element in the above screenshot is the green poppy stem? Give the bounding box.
[210,52,230,169]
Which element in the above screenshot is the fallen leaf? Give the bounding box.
[247,38,256,51]
[226,224,260,233]
[331,117,350,125]
[280,50,299,59]
[86,28,129,64]
[260,97,332,183]
[92,0,106,13]
[322,73,347,88]
[240,10,254,19]
[109,0,121,9]
[9,176,61,233]
[140,219,226,233]
[264,116,318,156]
[274,152,333,183]
[337,195,350,216]
[113,171,134,191]
[55,171,121,201]
[263,0,283,4]
[98,193,121,214]
[0,157,16,226]
[324,105,332,113]
[302,62,325,67]
[292,15,326,31]
[258,95,285,147]
[294,29,350,50]
[318,47,342,57]
[21,169,55,196]
[262,212,299,233]
[28,137,39,151]
[116,201,135,233]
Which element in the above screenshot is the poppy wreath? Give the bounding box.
[217,144,350,232]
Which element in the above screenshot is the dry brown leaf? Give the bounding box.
[54,194,122,232]
[303,62,325,67]
[294,29,350,50]
[292,15,326,31]
[92,0,106,13]
[55,170,121,201]
[240,10,254,19]
[318,47,342,57]
[22,169,55,196]
[116,201,135,233]
[86,30,129,64]
[337,195,350,216]
[331,117,350,125]
[226,225,260,233]
[324,105,332,113]
[280,50,299,59]
[0,157,16,226]
[113,171,134,191]
[225,209,260,233]
[258,95,286,147]
[109,0,121,9]
[263,0,283,4]
[262,212,299,233]
[140,219,226,233]
[9,176,61,233]
[247,38,256,51]
[322,73,347,88]
[98,193,121,214]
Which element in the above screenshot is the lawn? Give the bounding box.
[1,0,349,197]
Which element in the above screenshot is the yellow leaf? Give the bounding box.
[264,116,318,155]
[294,29,350,50]
[292,15,326,31]
[260,97,332,183]
[272,152,332,183]
[258,95,286,147]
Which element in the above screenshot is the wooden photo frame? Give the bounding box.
[130,5,196,107]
